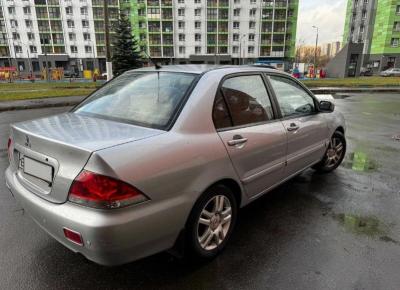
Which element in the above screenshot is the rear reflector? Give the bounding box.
[63,228,83,246]
[68,170,148,209]
[7,138,12,161]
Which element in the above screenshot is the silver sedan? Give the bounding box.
[5,65,346,265]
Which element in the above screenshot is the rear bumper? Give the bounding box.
[5,167,188,266]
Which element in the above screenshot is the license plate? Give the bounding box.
[22,156,53,183]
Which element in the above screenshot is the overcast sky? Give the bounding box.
[297,0,347,45]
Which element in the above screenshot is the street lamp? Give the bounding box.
[239,34,247,65]
[312,25,319,78]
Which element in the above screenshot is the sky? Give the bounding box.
[296,0,347,45]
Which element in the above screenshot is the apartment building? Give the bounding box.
[321,41,341,58]
[0,0,298,76]
[327,0,400,77]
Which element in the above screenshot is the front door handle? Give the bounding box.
[228,135,248,146]
[287,123,299,132]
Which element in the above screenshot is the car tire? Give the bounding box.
[313,131,346,173]
[185,184,238,260]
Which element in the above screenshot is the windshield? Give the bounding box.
[74,72,197,130]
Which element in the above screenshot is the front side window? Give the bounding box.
[74,72,196,129]
[220,75,274,127]
[269,75,315,118]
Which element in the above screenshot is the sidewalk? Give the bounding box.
[0,87,399,112]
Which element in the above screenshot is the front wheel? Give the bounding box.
[313,131,346,173]
[186,184,238,259]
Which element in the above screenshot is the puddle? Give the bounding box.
[342,151,379,172]
[333,94,351,99]
[333,213,387,237]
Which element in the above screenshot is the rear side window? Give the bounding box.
[220,75,274,127]
[269,76,315,118]
[74,72,196,130]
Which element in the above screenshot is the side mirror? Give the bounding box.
[319,100,335,112]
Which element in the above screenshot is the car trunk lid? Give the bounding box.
[9,113,164,203]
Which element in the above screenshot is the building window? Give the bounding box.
[10,20,18,28]
[12,32,20,40]
[82,20,89,28]
[234,0,240,3]
[23,7,31,15]
[70,45,78,53]
[67,20,75,28]
[69,33,76,41]
[8,7,16,15]
[194,0,201,3]
[250,0,256,3]
[233,46,239,53]
[362,11,367,19]
[195,33,201,42]
[179,46,185,54]
[195,46,201,54]
[233,34,239,41]
[249,8,256,17]
[25,20,33,28]
[85,45,92,53]
[179,33,185,41]
[195,21,201,29]
[81,7,88,15]
[178,0,184,3]
[83,33,91,41]
[249,21,255,29]
[66,6,73,15]
[397,5,400,15]
[178,21,185,29]
[391,38,399,47]
[27,33,35,40]
[234,9,240,16]
[248,34,255,41]
[195,8,201,16]
[178,8,185,16]
[233,22,239,29]
[394,21,400,32]
[29,45,37,53]
[14,45,22,53]
[248,46,254,53]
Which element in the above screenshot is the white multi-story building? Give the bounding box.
[0,0,298,76]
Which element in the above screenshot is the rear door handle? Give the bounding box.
[287,123,299,132]
[228,136,248,146]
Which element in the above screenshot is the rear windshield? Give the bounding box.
[73,72,197,130]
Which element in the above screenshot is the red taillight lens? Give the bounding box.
[7,137,12,161]
[63,228,84,246]
[68,170,148,209]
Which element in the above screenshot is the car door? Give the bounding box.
[213,74,287,198]
[267,74,329,177]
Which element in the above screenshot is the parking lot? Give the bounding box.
[0,93,399,290]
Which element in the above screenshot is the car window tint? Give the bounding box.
[269,76,315,118]
[213,91,233,129]
[221,75,274,127]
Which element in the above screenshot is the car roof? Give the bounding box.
[128,64,286,75]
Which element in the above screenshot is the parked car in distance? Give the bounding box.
[360,67,373,76]
[380,67,400,77]
[63,70,78,78]
[5,65,346,266]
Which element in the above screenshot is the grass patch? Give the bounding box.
[0,81,102,101]
[302,77,400,88]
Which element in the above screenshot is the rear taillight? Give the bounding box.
[68,170,148,209]
[7,137,12,161]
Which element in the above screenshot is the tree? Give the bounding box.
[111,12,142,76]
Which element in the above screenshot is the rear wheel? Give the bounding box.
[186,184,238,259]
[314,131,346,173]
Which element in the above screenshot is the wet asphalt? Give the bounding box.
[0,94,399,290]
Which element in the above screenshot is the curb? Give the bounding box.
[309,88,400,94]
[0,96,85,112]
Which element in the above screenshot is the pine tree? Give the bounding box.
[112,12,142,76]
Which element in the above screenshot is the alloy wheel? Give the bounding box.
[197,195,232,251]
[324,136,345,168]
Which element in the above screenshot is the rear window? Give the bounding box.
[74,72,197,130]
